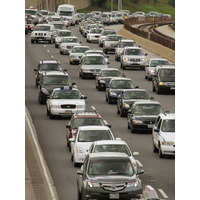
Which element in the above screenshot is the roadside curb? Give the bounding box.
[25,106,59,200]
[119,26,175,62]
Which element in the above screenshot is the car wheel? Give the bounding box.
[55,44,58,48]
[131,124,136,133]
[49,110,55,119]
[31,39,34,44]
[77,189,82,200]
[60,50,63,55]
[120,109,125,117]
[38,94,43,104]
[49,39,52,44]
[145,75,147,79]
[152,83,156,92]
[153,139,158,153]
[105,94,108,102]
[108,96,111,104]
[73,156,78,167]
[117,106,120,114]
[128,122,130,129]
[46,108,49,116]
[156,86,161,94]
[122,64,126,70]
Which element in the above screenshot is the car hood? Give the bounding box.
[133,115,158,122]
[123,99,151,106]
[124,55,145,59]
[159,77,175,82]
[81,64,107,69]
[110,89,133,95]
[161,132,175,142]
[70,53,84,57]
[50,99,85,105]
[62,43,81,46]
[89,175,137,183]
[42,84,69,92]
[77,142,93,153]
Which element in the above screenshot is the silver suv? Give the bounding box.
[120,46,147,70]
[103,35,122,54]
[115,39,136,61]
[31,24,56,44]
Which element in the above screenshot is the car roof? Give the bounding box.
[158,65,175,70]
[42,71,68,76]
[124,46,142,50]
[158,112,175,120]
[101,68,120,71]
[52,21,64,24]
[39,60,60,64]
[78,126,110,131]
[134,101,161,105]
[93,140,127,145]
[119,39,135,42]
[89,152,129,159]
[85,50,104,53]
[150,58,168,61]
[74,112,102,118]
[110,77,132,81]
[36,24,51,27]
[84,54,104,57]
[53,86,79,91]
[57,29,71,32]
[122,89,147,92]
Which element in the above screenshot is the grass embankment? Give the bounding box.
[77,0,175,16]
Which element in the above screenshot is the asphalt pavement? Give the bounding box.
[25,24,175,200]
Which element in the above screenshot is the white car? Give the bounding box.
[86,28,103,43]
[98,29,117,47]
[70,126,115,167]
[59,36,81,55]
[152,112,175,158]
[54,30,72,48]
[46,86,87,119]
[145,58,169,80]
[88,140,139,172]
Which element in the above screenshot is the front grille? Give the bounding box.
[130,59,140,62]
[165,82,175,86]
[95,36,99,38]
[102,183,126,192]
[67,46,72,49]
[61,104,76,109]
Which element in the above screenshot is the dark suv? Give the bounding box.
[77,152,144,200]
[65,108,111,151]
[152,65,175,94]
[34,60,66,87]
[37,71,75,104]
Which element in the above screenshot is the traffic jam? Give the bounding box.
[25,4,175,200]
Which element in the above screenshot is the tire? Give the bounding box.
[46,108,49,116]
[156,86,161,94]
[117,106,120,114]
[145,75,147,79]
[131,124,135,133]
[73,156,78,167]
[122,64,126,70]
[128,122,130,129]
[71,154,73,162]
[152,83,156,92]
[38,94,43,104]
[31,40,34,44]
[49,39,52,44]
[120,109,125,117]
[153,139,158,153]
[49,111,54,119]
[60,50,63,55]
[77,189,82,200]
[108,96,111,104]
[55,44,58,48]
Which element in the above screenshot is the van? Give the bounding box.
[57,4,76,25]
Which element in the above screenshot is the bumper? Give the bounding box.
[161,145,175,155]
[158,85,175,92]
[74,153,87,164]
[132,123,154,131]
[31,36,51,41]
[108,95,118,103]
[123,61,146,69]
[83,188,142,200]
[70,58,81,64]
[50,108,85,117]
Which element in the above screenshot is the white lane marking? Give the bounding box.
[44,45,46,48]
[25,110,57,199]
[51,56,54,58]
[158,189,168,199]
[136,159,143,167]
[47,50,50,53]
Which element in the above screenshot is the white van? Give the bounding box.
[57,4,76,25]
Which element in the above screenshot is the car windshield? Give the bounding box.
[133,104,164,115]
[83,56,105,65]
[72,118,104,129]
[90,29,102,34]
[94,144,131,156]
[25,10,37,15]
[119,42,135,48]
[54,24,66,29]
[150,60,169,67]
[78,130,112,142]
[39,64,62,71]
[57,31,71,36]
[100,70,121,77]
[62,38,78,43]
[125,49,143,55]
[161,119,175,132]
[159,69,175,77]
[40,11,48,15]
[88,159,134,176]
[110,80,134,89]
[72,47,90,53]
[52,90,81,99]
[34,26,50,31]
[102,31,116,36]
[123,91,149,100]
[106,35,122,41]
[86,52,104,56]
[59,11,72,16]
[42,76,69,85]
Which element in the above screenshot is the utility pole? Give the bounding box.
[118,0,122,11]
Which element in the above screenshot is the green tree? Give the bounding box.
[168,0,175,7]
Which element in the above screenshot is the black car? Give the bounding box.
[34,60,66,87]
[77,152,144,200]
[152,65,175,94]
[37,71,75,104]
[117,89,154,117]
[105,78,137,104]
[95,68,125,91]
[127,101,164,133]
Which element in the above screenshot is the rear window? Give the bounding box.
[72,118,104,129]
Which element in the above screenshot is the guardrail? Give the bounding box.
[124,17,175,50]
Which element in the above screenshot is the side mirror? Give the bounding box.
[72,82,76,85]
[145,53,148,56]
[77,170,83,175]
[137,169,144,175]
[81,95,87,99]
[115,137,121,141]
[154,127,159,132]
[106,124,112,128]
[64,69,68,71]
[66,124,71,129]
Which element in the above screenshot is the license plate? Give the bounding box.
[109,193,119,199]
[148,124,154,128]
[65,110,72,114]
[170,87,175,90]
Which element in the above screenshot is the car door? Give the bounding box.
[78,156,88,192]
[127,104,134,125]
[154,118,162,148]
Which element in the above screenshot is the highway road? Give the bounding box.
[25,24,175,200]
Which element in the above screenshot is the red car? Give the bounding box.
[66,108,111,151]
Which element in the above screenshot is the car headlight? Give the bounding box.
[50,105,61,108]
[123,103,130,108]
[76,105,85,109]
[61,44,65,48]
[141,58,146,62]
[133,120,143,124]
[119,50,123,54]
[162,141,174,146]
[41,87,49,95]
[127,181,138,187]
[109,91,117,96]
[88,181,100,188]
[123,57,129,61]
